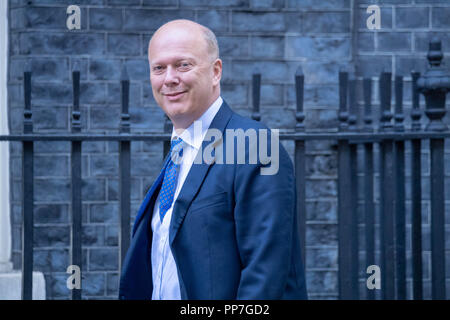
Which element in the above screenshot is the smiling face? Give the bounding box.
[148,20,222,130]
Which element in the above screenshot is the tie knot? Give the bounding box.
[171,137,183,150]
[170,137,184,163]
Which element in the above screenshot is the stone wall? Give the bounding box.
[7,0,450,299]
[356,0,450,299]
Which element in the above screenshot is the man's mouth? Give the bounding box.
[163,91,186,101]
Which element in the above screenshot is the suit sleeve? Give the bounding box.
[233,133,296,299]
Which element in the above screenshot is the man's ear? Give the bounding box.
[212,58,222,86]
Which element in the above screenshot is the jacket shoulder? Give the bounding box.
[226,109,270,131]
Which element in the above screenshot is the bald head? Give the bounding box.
[149,19,219,62]
[147,19,223,130]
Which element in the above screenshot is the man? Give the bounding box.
[119,19,307,300]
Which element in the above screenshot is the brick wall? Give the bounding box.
[7,0,450,299]
[356,0,450,299]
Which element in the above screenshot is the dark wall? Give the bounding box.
[7,0,450,299]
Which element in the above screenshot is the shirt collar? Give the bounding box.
[170,96,223,151]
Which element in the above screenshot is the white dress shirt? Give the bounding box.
[151,96,223,300]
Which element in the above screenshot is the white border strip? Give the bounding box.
[0,0,12,271]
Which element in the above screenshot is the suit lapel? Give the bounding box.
[169,101,234,246]
[132,154,170,237]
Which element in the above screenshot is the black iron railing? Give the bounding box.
[1,38,449,300]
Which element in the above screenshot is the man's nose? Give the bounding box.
[164,66,180,86]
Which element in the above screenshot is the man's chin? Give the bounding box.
[163,106,193,124]
[164,105,188,116]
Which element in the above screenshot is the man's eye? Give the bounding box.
[178,63,191,70]
[152,66,164,72]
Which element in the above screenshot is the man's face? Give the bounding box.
[148,25,221,129]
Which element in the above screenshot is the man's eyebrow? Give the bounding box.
[150,57,196,65]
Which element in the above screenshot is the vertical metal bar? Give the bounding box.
[338,142,353,299]
[295,67,305,133]
[417,38,448,300]
[337,70,354,299]
[377,74,385,299]
[394,75,406,299]
[364,143,375,299]
[348,74,357,133]
[339,71,349,132]
[252,72,261,122]
[294,66,306,267]
[22,69,33,300]
[119,66,131,274]
[71,69,82,300]
[379,71,395,299]
[163,115,171,158]
[380,142,396,300]
[348,74,359,299]
[363,77,375,300]
[429,138,445,299]
[410,71,422,300]
[349,142,359,299]
[394,76,405,132]
[411,72,422,132]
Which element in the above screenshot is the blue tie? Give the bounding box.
[159,138,184,222]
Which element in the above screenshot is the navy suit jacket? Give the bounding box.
[119,101,308,300]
